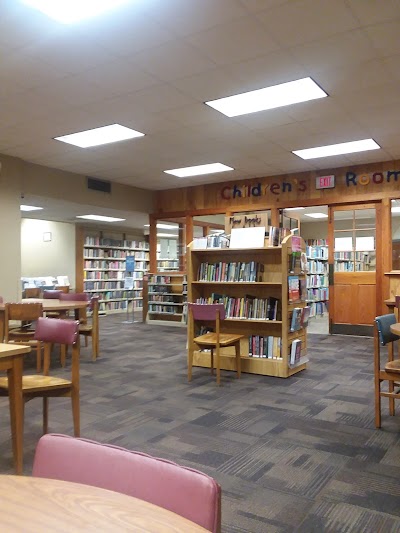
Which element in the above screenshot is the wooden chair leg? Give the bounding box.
[235,341,241,378]
[210,348,214,375]
[375,375,382,429]
[71,391,80,437]
[388,342,395,415]
[43,397,49,434]
[216,346,221,386]
[188,344,194,382]
[60,345,67,368]
[36,343,42,373]
[91,335,97,362]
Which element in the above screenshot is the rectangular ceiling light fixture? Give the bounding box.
[164,163,234,178]
[21,0,131,24]
[20,205,43,211]
[76,215,126,222]
[293,138,380,160]
[284,207,305,211]
[144,224,178,229]
[55,124,144,148]
[205,77,327,117]
[304,213,328,219]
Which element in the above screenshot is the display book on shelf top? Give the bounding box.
[187,234,309,378]
[83,236,149,315]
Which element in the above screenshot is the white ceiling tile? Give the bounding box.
[290,29,379,72]
[364,20,400,56]
[131,40,216,82]
[239,0,291,13]
[256,0,359,47]
[168,68,241,101]
[347,0,400,25]
[187,16,280,66]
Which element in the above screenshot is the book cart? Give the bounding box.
[144,273,187,326]
[187,234,309,378]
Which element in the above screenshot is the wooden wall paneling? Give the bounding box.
[357,284,376,324]
[333,284,354,324]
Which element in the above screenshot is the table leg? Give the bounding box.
[8,355,24,475]
[0,310,4,342]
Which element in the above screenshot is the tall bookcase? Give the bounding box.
[144,273,187,326]
[306,239,329,317]
[81,235,149,315]
[187,234,308,378]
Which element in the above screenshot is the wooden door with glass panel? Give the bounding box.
[328,204,377,335]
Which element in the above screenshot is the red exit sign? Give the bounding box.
[316,175,335,189]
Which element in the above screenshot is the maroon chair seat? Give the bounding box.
[43,290,62,299]
[33,434,221,532]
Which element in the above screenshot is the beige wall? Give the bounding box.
[21,219,76,288]
[300,221,328,242]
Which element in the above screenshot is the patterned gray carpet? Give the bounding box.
[1,316,400,532]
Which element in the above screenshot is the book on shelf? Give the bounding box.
[290,307,303,332]
[301,306,311,328]
[299,278,307,301]
[290,339,302,366]
[248,335,282,359]
[288,275,300,302]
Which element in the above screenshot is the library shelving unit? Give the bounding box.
[187,234,309,378]
[145,273,187,326]
[83,236,149,315]
[306,239,329,317]
[334,251,374,272]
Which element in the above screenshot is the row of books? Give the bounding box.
[84,249,149,260]
[267,226,291,247]
[309,301,328,316]
[85,237,149,249]
[307,287,329,301]
[307,260,328,274]
[307,239,327,247]
[197,261,262,283]
[248,335,282,359]
[148,305,182,314]
[290,306,311,331]
[84,271,124,280]
[148,275,184,284]
[148,294,183,303]
[306,245,328,259]
[306,275,328,288]
[96,291,141,300]
[85,281,143,291]
[196,294,280,320]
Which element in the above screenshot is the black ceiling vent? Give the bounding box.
[87,177,112,194]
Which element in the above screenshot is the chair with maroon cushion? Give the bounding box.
[0,318,81,437]
[188,303,243,385]
[33,434,221,532]
[78,296,99,361]
[59,292,89,322]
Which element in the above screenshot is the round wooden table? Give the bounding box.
[390,323,400,336]
[0,475,208,532]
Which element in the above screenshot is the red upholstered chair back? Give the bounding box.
[43,290,62,299]
[34,317,79,345]
[33,434,221,533]
[188,303,225,321]
[59,292,89,302]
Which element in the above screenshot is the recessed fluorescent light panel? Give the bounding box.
[55,124,144,148]
[293,139,380,160]
[205,77,327,117]
[284,207,305,211]
[164,163,234,178]
[21,0,131,24]
[392,207,400,213]
[304,213,328,219]
[76,215,126,222]
[20,205,43,211]
[144,224,178,230]
[157,233,178,238]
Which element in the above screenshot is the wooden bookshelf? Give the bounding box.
[145,272,187,326]
[306,239,329,317]
[187,235,308,378]
[81,234,149,315]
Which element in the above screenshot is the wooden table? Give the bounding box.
[0,299,89,341]
[0,345,31,475]
[390,323,400,336]
[0,475,208,532]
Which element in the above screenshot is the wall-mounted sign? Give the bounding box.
[225,212,268,233]
[316,175,335,189]
[126,256,135,272]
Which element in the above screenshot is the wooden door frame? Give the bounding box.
[328,201,383,335]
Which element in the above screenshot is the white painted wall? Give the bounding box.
[21,219,76,288]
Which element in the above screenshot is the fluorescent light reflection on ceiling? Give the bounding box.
[22,0,132,24]
[157,233,178,238]
[20,205,43,211]
[164,163,234,178]
[293,139,380,160]
[304,213,328,219]
[205,77,327,117]
[55,124,144,148]
[76,215,126,222]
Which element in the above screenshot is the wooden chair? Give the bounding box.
[55,286,70,293]
[24,287,41,299]
[5,303,43,372]
[59,292,89,322]
[78,296,99,362]
[33,434,221,532]
[188,303,243,385]
[374,314,400,428]
[0,317,80,437]
[43,290,63,318]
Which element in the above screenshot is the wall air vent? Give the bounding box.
[87,177,112,194]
